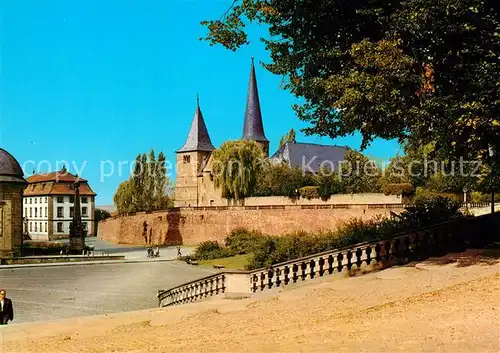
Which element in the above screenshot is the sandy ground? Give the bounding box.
[1,250,499,353]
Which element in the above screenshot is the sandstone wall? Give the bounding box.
[98,205,404,246]
[244,193,402,206]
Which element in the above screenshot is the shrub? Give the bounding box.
[194,241,234,260]
[299,186,320,199]
[381,183,414,196]
[224,228,264,254]
[23,242,69,256]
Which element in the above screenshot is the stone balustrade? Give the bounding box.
[158,211,500,307]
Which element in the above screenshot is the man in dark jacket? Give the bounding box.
[0,289,14,325]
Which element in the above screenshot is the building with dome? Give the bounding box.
[0,148,27,257]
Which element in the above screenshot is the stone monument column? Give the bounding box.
[69,178,85,253]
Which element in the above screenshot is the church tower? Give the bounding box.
[175,97,215,207]
[242,58,269,156]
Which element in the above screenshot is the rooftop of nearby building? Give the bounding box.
[24,169,96,197]
[0,148,26,184]
[270,141,350,173]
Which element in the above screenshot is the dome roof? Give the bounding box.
[0,148,26,183]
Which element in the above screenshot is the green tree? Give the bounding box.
[278,128,296,148]
[315,167,342,201]
[340,150,381,193]
[113,180,135,214]
[212,140,265,200]
[202,0,499,163]
[93,208,112,236]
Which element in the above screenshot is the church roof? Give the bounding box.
[269,142,349,173]
[177,98,215,153]
[0,148,26,183]
[242,59,268,143]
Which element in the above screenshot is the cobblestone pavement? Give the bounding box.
[0,261,215,324]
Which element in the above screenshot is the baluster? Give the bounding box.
[393,239,401,260]
[275,267,282,287]
[384,241,392,260]
[215,277,220,294]
[345,251,353,270]
[268,268,274,288]
[292,263,299,283]
[284,266,290,285]
[366,246,372,265]
[204,280,209,297]
[356,248,363,268]
[221,274,226,293]
[318,257,325,276]
[260,272,266,290]
[337,253,344,272]
[252,274,258,292]
[300,262,307,281]
[328,255,334,274]
[375,243,382,262]
[309,259,316,279]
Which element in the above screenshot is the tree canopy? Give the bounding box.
[202,0,499,163]
[114,149,172,214]
[212,140,266,200]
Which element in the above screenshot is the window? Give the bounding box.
[24,199,27,204]
[57,196,64,203]
[183,155,191,163]
[45,197,48,203]
[82,207,88,217]
[35,222,38,232]
[34,208,38,217]
[29,208,32,217]
[41,183,46,190]
[39,198,42,203]
[24,208,27,217]
[69,196,75,203]
[40,207,42,218]
[45,207,48,217]
[29,222,32,232]
[70,207,74,218]
[83,222,87,231]
[39,222,42,232]
[30,198,32,204]
[34,197,37,204]
[57,207,63,218]
[44,223,47,232]
[82,197,88,204]
[57,222,63,232]
[32,185,35,191]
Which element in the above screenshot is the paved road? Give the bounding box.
[56,237,195,260]
[0,261,215,324]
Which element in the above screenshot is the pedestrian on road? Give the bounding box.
[0,289,14,325]
[154,245,160,257]
[177,246,182,258]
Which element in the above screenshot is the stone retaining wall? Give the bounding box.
[98,204,405,245]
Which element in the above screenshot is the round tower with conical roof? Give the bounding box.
[0,148,27,257]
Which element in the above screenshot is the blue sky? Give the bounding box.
[1,0,401,205]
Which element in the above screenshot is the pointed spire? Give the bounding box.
[177,96,215,153]
[242,58,268,142]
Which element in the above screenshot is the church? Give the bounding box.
[174,60,349,208]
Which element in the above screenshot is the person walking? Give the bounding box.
[0,289,14,325]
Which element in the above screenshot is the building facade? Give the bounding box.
[23,168,96,240]
[0,148,26,257]
[174,59,349,208]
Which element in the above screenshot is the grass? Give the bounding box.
[199,254,251,270]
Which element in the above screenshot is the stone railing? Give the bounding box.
[158,211,500,307]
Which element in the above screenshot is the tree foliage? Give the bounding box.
[278,128,296,148]
[113,149,173,214]
[212,140,265,200]
[202,0,499,164]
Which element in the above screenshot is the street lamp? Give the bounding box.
[489,145,496,214]
[462,186,468,208]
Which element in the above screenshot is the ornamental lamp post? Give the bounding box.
[22,217,28,257]
[488,145,496,214]
[462,186,468,208]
